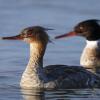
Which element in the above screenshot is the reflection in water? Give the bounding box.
[21,88,45,100]
[0,82,100,100]
[21,88,100,100]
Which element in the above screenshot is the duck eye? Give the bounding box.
[23,30,33,37]
[27,33,33,37]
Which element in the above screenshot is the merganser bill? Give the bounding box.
[55,19,100,73]
[1,26,100,89]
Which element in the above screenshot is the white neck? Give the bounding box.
[80,39,100,73]
[86,40,99,48]
[20,42,47,88]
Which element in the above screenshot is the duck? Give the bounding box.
[55,19,100,74]
[1,26,100,89]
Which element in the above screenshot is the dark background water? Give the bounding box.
[0,0,100,100]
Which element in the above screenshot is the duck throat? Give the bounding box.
[27,43,44,70]
[20,42,47,88]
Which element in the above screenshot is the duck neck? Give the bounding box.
[25,42,47,75]
[27,43,44,71]
[20,42,47,88]
[80,39,100,73]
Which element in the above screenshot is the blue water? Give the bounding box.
[0,0,100,100]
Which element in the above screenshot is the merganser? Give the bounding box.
[55,19,100,74]
[1,26,100,89]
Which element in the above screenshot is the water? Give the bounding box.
[0,0,100,99]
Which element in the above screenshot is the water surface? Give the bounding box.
[0,0,100,100]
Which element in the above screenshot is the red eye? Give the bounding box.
[27,32,32,37]
[27,30,33,37]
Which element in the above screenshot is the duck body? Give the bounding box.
[44,65,100,89]
[20,62,100,89]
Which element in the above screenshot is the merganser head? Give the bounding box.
[55,19,100,41]
[1,26,52,44]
